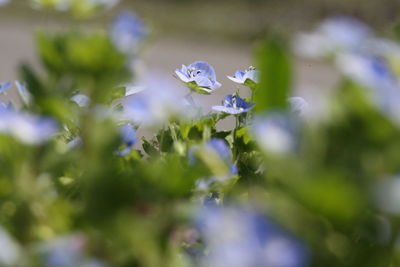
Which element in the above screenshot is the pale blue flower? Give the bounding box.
[116,125,136,156]
[120,74,187,126]
[0,101,10,110]
[335,52,400,123]
[195,164,238,193]
[336,53,395,91]
[71,94,91,107]
[175,61,221,94]
[191,139,238,192]
[319,16,370,50]
[196,206,309,267]
[295,16,371,58]
[288,97,309,116]
[67,137,83,149]
[0,226,20,266]
[206,138,231,161]
[110,11,147,55]
[189,138,232,165]
[252,113,297,155]
[42,235,85,267]
[228,67,259,85]
[0,109,58,145]
[0,82,11,94]
[212,94,255,115]
[39,234,106,267]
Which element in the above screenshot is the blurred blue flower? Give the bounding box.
[189,138,232,165]
[39,234,107,267]
[195,163,238,193]
[0,226,20,266]
[191,139,238,192]
[335,52,400,123]
[288,97,309,117]
[295,16,371,58]
[67,137,83,149]
[0,0,10,6]
[120,73,187,127]
[252,113,298,155]
[319,16,370,50]
[228,67,259,85]
[175,61,221,94]
[212,94,255,115]
[206,138,231,161]
[43,235,85,267]
[0,109,58,145]
[196,206,309,267]
[71,94,91,107]
[116,125,136,156]
[0,81,11,94]
[110,11,147,55]
[336,53,395,91]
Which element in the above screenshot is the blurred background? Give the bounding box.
[1,0,399,106]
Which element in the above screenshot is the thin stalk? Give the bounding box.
[185,91,196,107]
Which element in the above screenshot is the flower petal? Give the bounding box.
[175,69,191,83]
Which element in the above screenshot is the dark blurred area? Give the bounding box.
[2,0,400,41]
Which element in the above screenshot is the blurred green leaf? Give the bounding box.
[255,38,292,113]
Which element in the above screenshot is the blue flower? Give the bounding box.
[196,206,309,267]
[0,82,11,94]
[190,139,238,192]
[39,234,105,267]
[110,11,147,55]
[227,67,259,85]
[295,16,371,58]
[42,235,85,267]
[189,138,231,165]
[67,137,83,150]
[212,94,255,115]
[0,109,58,145]
[71,94,91,107]
[252,113,298,155]
[0,226,20,266]
[120,73,187,127]
[318,16,370,51]
[206,138,231,161]
[335,53,400,122]
[116,125,136,156]
[175,61,221,94]
[288,97,309,116]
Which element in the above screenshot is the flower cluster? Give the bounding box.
[3,2,400,266]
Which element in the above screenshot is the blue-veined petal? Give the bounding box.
[0,82,11,94]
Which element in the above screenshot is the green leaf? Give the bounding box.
[108,87,126,104]
[235,127,252,145]
[255,37,292,113]
[142,139,159,157]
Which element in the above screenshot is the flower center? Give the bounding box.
[188,67,202,78]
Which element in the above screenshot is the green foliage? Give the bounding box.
[255,37,292,113]
[3,4,400,267]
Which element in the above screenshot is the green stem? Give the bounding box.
[233,115,240,160]
[185,91,196,106]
